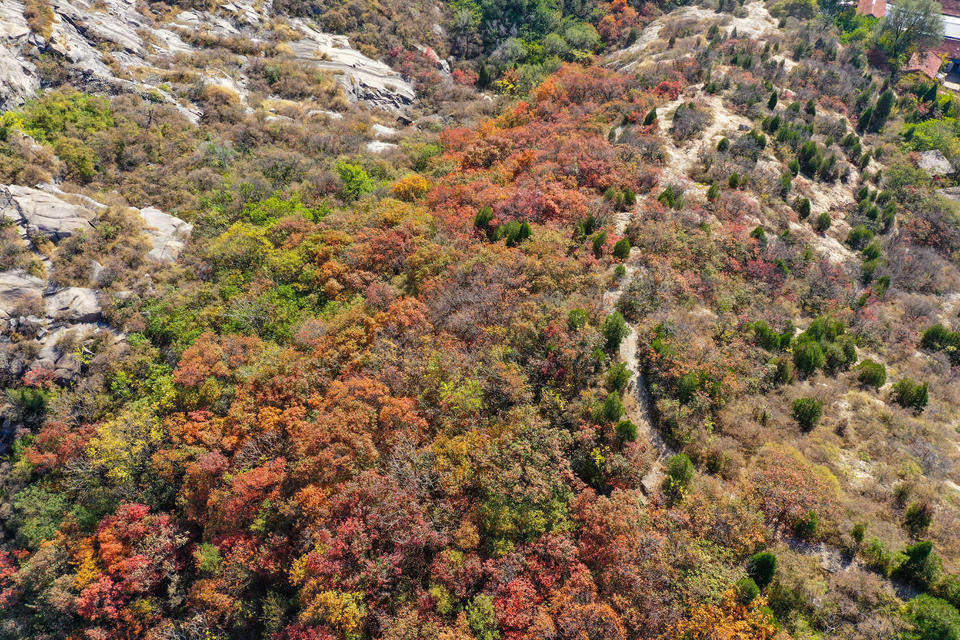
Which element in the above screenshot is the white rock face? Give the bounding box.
[916,149,953,176]
[43,286,101,323]
[367,141,399,154]
[0,0,40,110]
[139,206,193,263]
[0,183,192,382]
[287,23,416,112]
[0,0,416,115]
[0,269,44,319]
[0,185,95,241]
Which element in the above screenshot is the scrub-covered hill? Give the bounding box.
[2,0,960,639]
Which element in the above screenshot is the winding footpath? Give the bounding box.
[603,207,671,496]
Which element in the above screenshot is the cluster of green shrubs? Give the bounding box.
[792,316,858,377]
[474,206,532,247]
[921,323,960,364]
[604,185,636,211]
[891,377,929,413]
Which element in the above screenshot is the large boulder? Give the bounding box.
[1,184,95,241]
[0,269,44,320]
[0,1,40,110]
[139,207,193,263]
[43,287,101,323]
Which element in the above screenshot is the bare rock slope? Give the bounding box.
[0,0,416,116]
[0,184,191,383]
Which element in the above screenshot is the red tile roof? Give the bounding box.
[943,0,960,17]
[937,38,960,59]
[856,0,886,18]
[906,51,944,78]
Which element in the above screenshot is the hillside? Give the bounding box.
[2,0,960,638]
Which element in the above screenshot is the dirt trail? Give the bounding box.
[604,212,670,494]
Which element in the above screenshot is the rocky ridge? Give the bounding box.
[0,183,191,385]
[0,0,417,118]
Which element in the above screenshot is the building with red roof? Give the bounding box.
[856,0,887,18]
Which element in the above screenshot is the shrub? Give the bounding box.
[336,161,374,201]
[863,537,898,575]
[615,419,638,445]
[793,341,825,376]
[677,372,700,403]
[793,196,811,219]
[643,108,657,125]
[605,362,631,392]
[791,397,823,432]
[852,522,866,544]
[664,453,695,502]
[896,541,943,590]
[935,575,960,612]
[773,355,795,385]
[735,577,760,604]
[921,324,960,353]
[767,91,778,110]
[905,500,934,538]
[613,237,631,260]
[717,137,730,152]
[567,308,589,331]
[901,595,960,640]
[813,212,832,232]
[892,378,929,413]
[793,509,818,539]
[728,172,742,189]
[602,312,630,351]
[707,182,720,200]
[856,359,887,388]
[391,174,431,201]
[747,551,777,589]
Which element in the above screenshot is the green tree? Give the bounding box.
[602,312,630,351]
[896,540,943,589]
[870,89,896,132]
[877,0,944,63]
[664,453,695,502]
[336,161,374,201]
[735,577,760,604]
[613,237,631,260]
[793,341,825,376]
[857,359,887,388]
[901,595,960,640]
[747,551,777,589]
[466,594,500,640]
[814,212,832,232]
[791,397,823,432]
[596,392,625,423]
[605,362,631,392]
